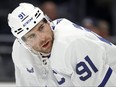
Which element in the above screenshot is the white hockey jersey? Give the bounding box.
[12,39,60,86]
[49,18,116,86]
[12,18,116,86]
[12,19,75,86]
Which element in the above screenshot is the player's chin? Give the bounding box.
[42,43,52,53]
[43,46,52,53]
[41,49,51,54]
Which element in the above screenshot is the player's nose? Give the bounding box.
[36,33,46,42]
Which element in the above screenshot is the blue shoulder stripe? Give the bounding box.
[98,67,112,87]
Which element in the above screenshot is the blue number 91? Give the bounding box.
[76,56,98,81]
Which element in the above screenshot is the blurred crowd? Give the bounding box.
[0,0,116,82]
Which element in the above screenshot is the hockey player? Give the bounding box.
[8,3,116,87]
[7,3,73,86]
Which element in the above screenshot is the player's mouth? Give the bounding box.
[42,41,50,48]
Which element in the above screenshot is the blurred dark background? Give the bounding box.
[0,0,116,82]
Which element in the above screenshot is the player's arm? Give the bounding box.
[102,41,116,72]
[65,37,114,86]
[12,40,38,86]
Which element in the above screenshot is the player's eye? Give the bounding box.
[38,23,44,31]
[27,34,36,40]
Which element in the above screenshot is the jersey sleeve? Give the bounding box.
[12,39,33,66]
[65,36,116,86]
[12,40,41,86]
[12,40,59,86]
[14,65,39,86]
[102,41,116,72]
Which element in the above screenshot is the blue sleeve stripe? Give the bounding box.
[97,36,112,45]
[98,67,112,87]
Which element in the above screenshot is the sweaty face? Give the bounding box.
[23,19,54,54]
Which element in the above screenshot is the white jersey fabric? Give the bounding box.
[12,18,116,86]
[12,39,60,86]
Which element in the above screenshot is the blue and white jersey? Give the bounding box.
[12,39,60,86]
[12,18,74,86]
[50,18,116,86]
[12,18,116,87]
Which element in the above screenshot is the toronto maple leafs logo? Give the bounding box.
[26,67,34,73]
